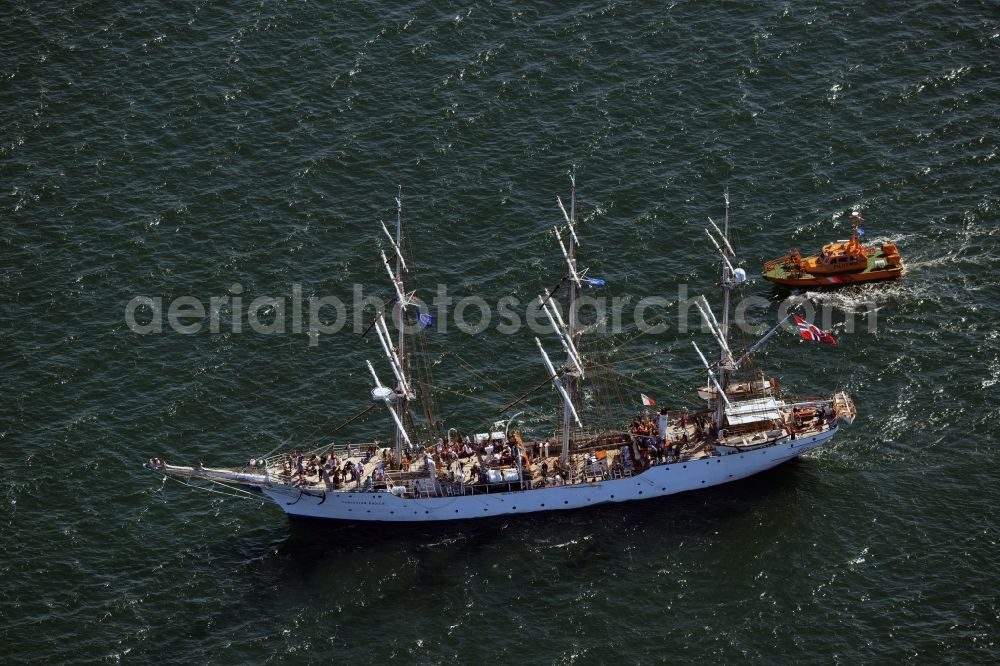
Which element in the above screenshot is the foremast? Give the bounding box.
[371,187,414,467]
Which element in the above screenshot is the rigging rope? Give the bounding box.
[158,473,269,504]
[256,401,365,460]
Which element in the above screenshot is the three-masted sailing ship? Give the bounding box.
[146,178,856,523]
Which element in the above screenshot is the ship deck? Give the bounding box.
[264,404,837,499]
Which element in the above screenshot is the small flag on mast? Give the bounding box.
[793,315,836,345]
[418,312,435,329]
[641,393,656,407]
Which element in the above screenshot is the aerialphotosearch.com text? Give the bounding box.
[124,283,877,346]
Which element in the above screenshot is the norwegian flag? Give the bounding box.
[641,393,656,407]
[793,315,837,345]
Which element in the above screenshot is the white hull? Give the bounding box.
[260,428,836,523]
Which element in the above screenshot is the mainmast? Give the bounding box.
[393,187,407,467]
[534,169,588,468]
[561,168,579,467]
[553,165,583,466]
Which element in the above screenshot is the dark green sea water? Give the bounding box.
[3,1,999,663]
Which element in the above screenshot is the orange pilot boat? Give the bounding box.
[762,212,904,287]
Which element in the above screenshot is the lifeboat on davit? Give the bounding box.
[762,212,904,288]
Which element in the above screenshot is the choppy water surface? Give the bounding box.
[2,1,998,663]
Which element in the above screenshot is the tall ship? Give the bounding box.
[146,178,857,523]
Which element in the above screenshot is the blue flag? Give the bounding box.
[418,312,435,329]
[857,228,865,237]
[586,277,606,287]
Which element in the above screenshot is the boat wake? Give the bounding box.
[802,279,919,315]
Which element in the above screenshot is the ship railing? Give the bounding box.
[530,429,630,457]
[763,256,791,271]
[582,461,610,482]
[406,478,437,498]
[259,440,380,471]
[454,480,531,496]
